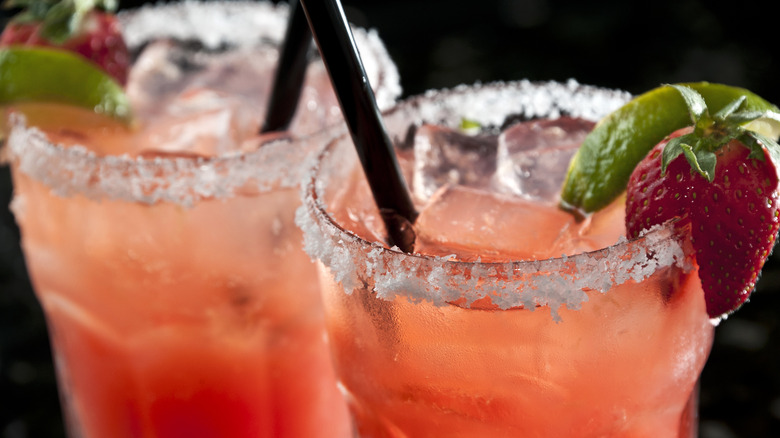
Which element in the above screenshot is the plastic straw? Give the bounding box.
[299,0,418,252]
[260,1,312,133]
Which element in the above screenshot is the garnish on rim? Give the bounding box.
[0,0,131,129]
[0,46,131,121]
[560,82,780,215]
[626,84,780,318]
[0,0,129,84]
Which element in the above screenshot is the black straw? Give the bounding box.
[299,0,418,252]
[260,1,312,133]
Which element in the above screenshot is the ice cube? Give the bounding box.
[494,117,594,204]
[136,88,256,156]
[127,40,214,117]
[127,39,343,139]
[126,40,276,123]
[411,124,498,201]
[414,185,577,262]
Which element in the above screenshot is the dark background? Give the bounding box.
[2,0,779,437]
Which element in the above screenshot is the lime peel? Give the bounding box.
[560,82,780,214]
[0,46,131,122]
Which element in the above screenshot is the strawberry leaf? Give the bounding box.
[8,9,38,23]
[746,131,780,165]
[681,142,717,181]
[39,1,73,43]
[670,84,708,125]
[5,0,118,43]
[3,0,53,21]
[714,95,746,121]
[2,0,52,11]
[666,85,780,181]
[661,133,689,173]
[727,110,765,125]
[740,134,768,161]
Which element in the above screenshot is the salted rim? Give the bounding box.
[296,80,690,321]
[118,0,402,111]
[6,113,332,206]
[4,0,402,206]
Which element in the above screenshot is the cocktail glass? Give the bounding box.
[298,80,716,437]
[2,1,400,437]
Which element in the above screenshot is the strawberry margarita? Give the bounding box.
[298,81,716,437]
[3,1,400,437]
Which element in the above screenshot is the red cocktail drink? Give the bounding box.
[299,81,715,437]
[4,2,400,436]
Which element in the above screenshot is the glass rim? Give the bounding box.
[299,80,690,318]
[6,114,325,206]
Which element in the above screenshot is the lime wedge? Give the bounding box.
[560,82,780,214]
[0,46,131,122]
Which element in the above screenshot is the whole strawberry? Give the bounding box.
[626,84,780,319]
[0,0,129,85]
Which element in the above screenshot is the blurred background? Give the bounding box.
[1,0,779,437]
